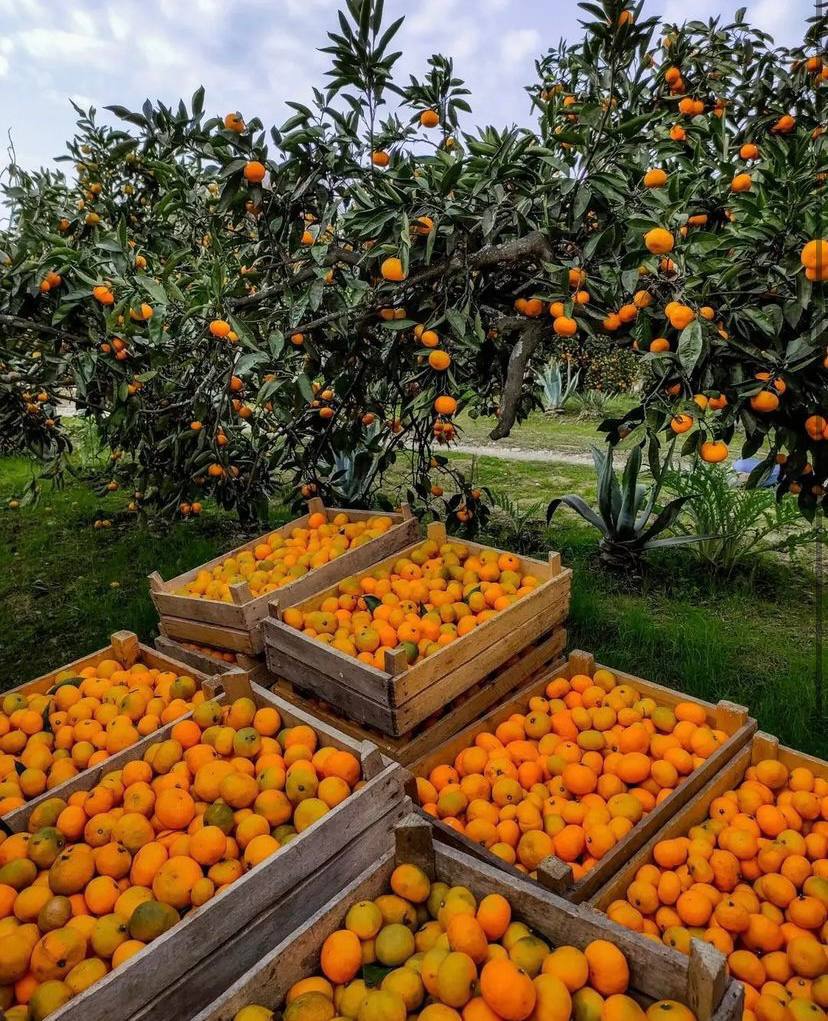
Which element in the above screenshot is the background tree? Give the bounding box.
[1,0,826,522]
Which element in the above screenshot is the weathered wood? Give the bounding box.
[271,628,567,765]
[127,804,405,1021]
[149,502,418,634]
[157,615,265,655]
[591,732,828,911]
[262,583,570,737]
[394,809,436,877]
[688,939,729,1021]
[46,717,406,1021]
[411,652,756,903]
[110,630,141,667]
[192,817,742,1021]
[153,635,270,686]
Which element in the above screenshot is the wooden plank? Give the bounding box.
[265,645,397,733]
[392,575,571,704]
[410,652,756,903]
[153,635,270,685]
[149,504,418,630]
[192,817,741,1021]
[591,731,828,911]
[263,599,568,737]
[393,601,569,731]
[191,857,397,1021]
[48,760,406,1021]
[272,628,566,764]
[159,615,264,655]
[127,804,405,1021]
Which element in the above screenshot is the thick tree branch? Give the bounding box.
[489,318,547,440]
[0,314,90,347]
[229,229,554,312]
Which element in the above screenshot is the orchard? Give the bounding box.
[1,0,827,523]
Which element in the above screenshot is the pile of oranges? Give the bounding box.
[282,539,543,668]
[0,659,204,816]
[604,757,828,1018]
[0,695,362,1020]
[415,668,728,880]
[230,862,697,1021]
[176,512,395,603]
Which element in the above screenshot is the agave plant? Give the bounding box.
[547,441,701,572]
[534,357,580,413]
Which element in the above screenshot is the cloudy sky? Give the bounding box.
[0,0,816,174]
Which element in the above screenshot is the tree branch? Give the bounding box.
[0,314,90,347]
[489,319,547,440]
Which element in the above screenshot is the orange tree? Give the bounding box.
[1,0,826,523]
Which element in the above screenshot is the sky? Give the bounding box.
[0,0,816,174]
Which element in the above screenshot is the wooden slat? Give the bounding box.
[127,804,405,1021]
[591,731,828,911]
[153,635,270,686]
[393,579,571,704]
[159,616,264,655]
[192,816,742,1021]
[409,652,756,902]
[394,601,569,731]
[273,628,567,764]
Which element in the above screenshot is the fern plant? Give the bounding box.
[534,358,580,413]
[663,462,815,576]
[547,442,702,572]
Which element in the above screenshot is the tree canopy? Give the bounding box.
[1,0,826,523]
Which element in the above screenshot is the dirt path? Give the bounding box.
[449,443,594,465]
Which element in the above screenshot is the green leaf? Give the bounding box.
[677,320,703,373]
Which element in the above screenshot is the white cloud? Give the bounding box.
[18,28,111,69]
[500,28,542,64]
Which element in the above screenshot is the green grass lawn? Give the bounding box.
[453,401,636,455]
[1,450,823,757]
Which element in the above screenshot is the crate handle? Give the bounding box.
[714,700,749,734]
[307,496,325,515]
[359,741,385,781]
[394,810,436,878]
[536,855,574,896]
[399,503,415,521]
[687,938,729,1021]
[567,650,596,677]
[202,668,254,702]
[268,599,283,621]
[230,581,253,605]
[110,631,140,669]
[751,731,780,763]
[147,571,167,593]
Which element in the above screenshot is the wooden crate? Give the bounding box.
[591,731,828,911]
[192,813,743,1021]
[262,521,572,736]
[1,631,216,831]
[154,631,270,685]
[408,649,756,904]
[149,499,419,655]
[35,673,408,1021]
[272,627,567,765]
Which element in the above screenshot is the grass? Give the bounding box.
[1,448,824,758]
[453,398,636,455]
